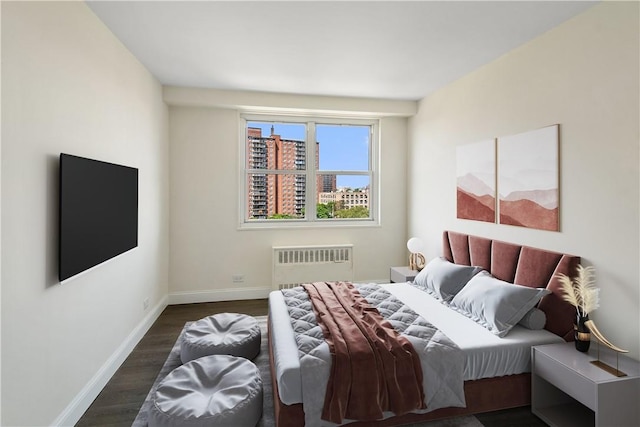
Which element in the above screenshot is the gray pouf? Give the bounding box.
[148,354,263,427]
[180,313,261,364]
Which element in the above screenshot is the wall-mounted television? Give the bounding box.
[59,153,138,281]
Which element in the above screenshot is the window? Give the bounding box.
[240,114,378,227]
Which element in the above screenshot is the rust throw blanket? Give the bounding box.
[303,281,425,424]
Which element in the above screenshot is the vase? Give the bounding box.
[574,313,591,352]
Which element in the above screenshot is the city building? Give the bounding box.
[317,173,337,194]
[247,127,309,218]
[318,187,370,210]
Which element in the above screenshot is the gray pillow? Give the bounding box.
[412,257,483,302]
[449,271,550,337]
[518,307,547,330]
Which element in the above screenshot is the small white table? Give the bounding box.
[389,266,419,283]
[532,342,640,427]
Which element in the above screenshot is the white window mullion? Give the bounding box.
[369,124,377,221]
[306,121,317,221]
[238,116,248,227]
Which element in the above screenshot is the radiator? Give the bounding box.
[272,244,354,290]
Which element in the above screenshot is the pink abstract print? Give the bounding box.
[456,139,496,223]
[498,125,559,231]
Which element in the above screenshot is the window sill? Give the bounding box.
[237,219,381,231]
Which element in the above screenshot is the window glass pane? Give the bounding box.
[247,173,306,219]
[247,122,306,170]
[242,116,376,227]
[316,175,370,219]
[316,124,369,171]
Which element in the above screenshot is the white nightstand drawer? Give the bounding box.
[535,351,596,411]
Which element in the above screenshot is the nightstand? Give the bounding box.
[532,342,640,427]
[389,266,419,283]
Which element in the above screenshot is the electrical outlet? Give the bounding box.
[232,274,245,283]
[143,297,150,311]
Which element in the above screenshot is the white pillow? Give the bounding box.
[412,257,483,302]
[449,271,550,337]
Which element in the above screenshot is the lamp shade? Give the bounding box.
[407,237,423,253]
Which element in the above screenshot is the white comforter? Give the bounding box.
[268,282,565,410]
[280,283,466,427]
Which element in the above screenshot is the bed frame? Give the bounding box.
[268,230,580,426]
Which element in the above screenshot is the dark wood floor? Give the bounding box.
[76,299,546,427]
[77,299,269,426]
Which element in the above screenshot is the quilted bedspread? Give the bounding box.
[282,283,466,427]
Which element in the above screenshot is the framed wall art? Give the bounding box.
[456,138,496,223]
[497,124,559,231]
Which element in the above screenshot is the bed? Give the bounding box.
[267,230,580,426]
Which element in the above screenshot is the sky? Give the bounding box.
[498,125,558,196]
[456,138,495,189]
[456,126,558,198]
[248,121,370,188]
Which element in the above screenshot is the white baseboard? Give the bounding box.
[51,281,385,425]
[168,287,271,305]
[51,295,168,427]
[167,282,390,305]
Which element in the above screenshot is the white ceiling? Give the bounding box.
[87,1,597,101]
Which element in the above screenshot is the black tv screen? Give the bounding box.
[59,153,138,281]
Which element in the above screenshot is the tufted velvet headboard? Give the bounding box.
[442,231,580,341]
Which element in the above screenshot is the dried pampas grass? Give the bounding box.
[557,264,600,316]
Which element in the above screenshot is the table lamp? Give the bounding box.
[407,237,426,271]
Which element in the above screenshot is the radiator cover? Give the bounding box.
[272,244,354,290]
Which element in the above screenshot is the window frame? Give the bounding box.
[238,113,380,229]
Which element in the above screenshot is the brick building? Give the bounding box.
[249,127,338,218]
[318,187,370,210]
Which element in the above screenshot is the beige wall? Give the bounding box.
[168,101,411,302]
[408,2,640,358]
[1,2,169,425]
